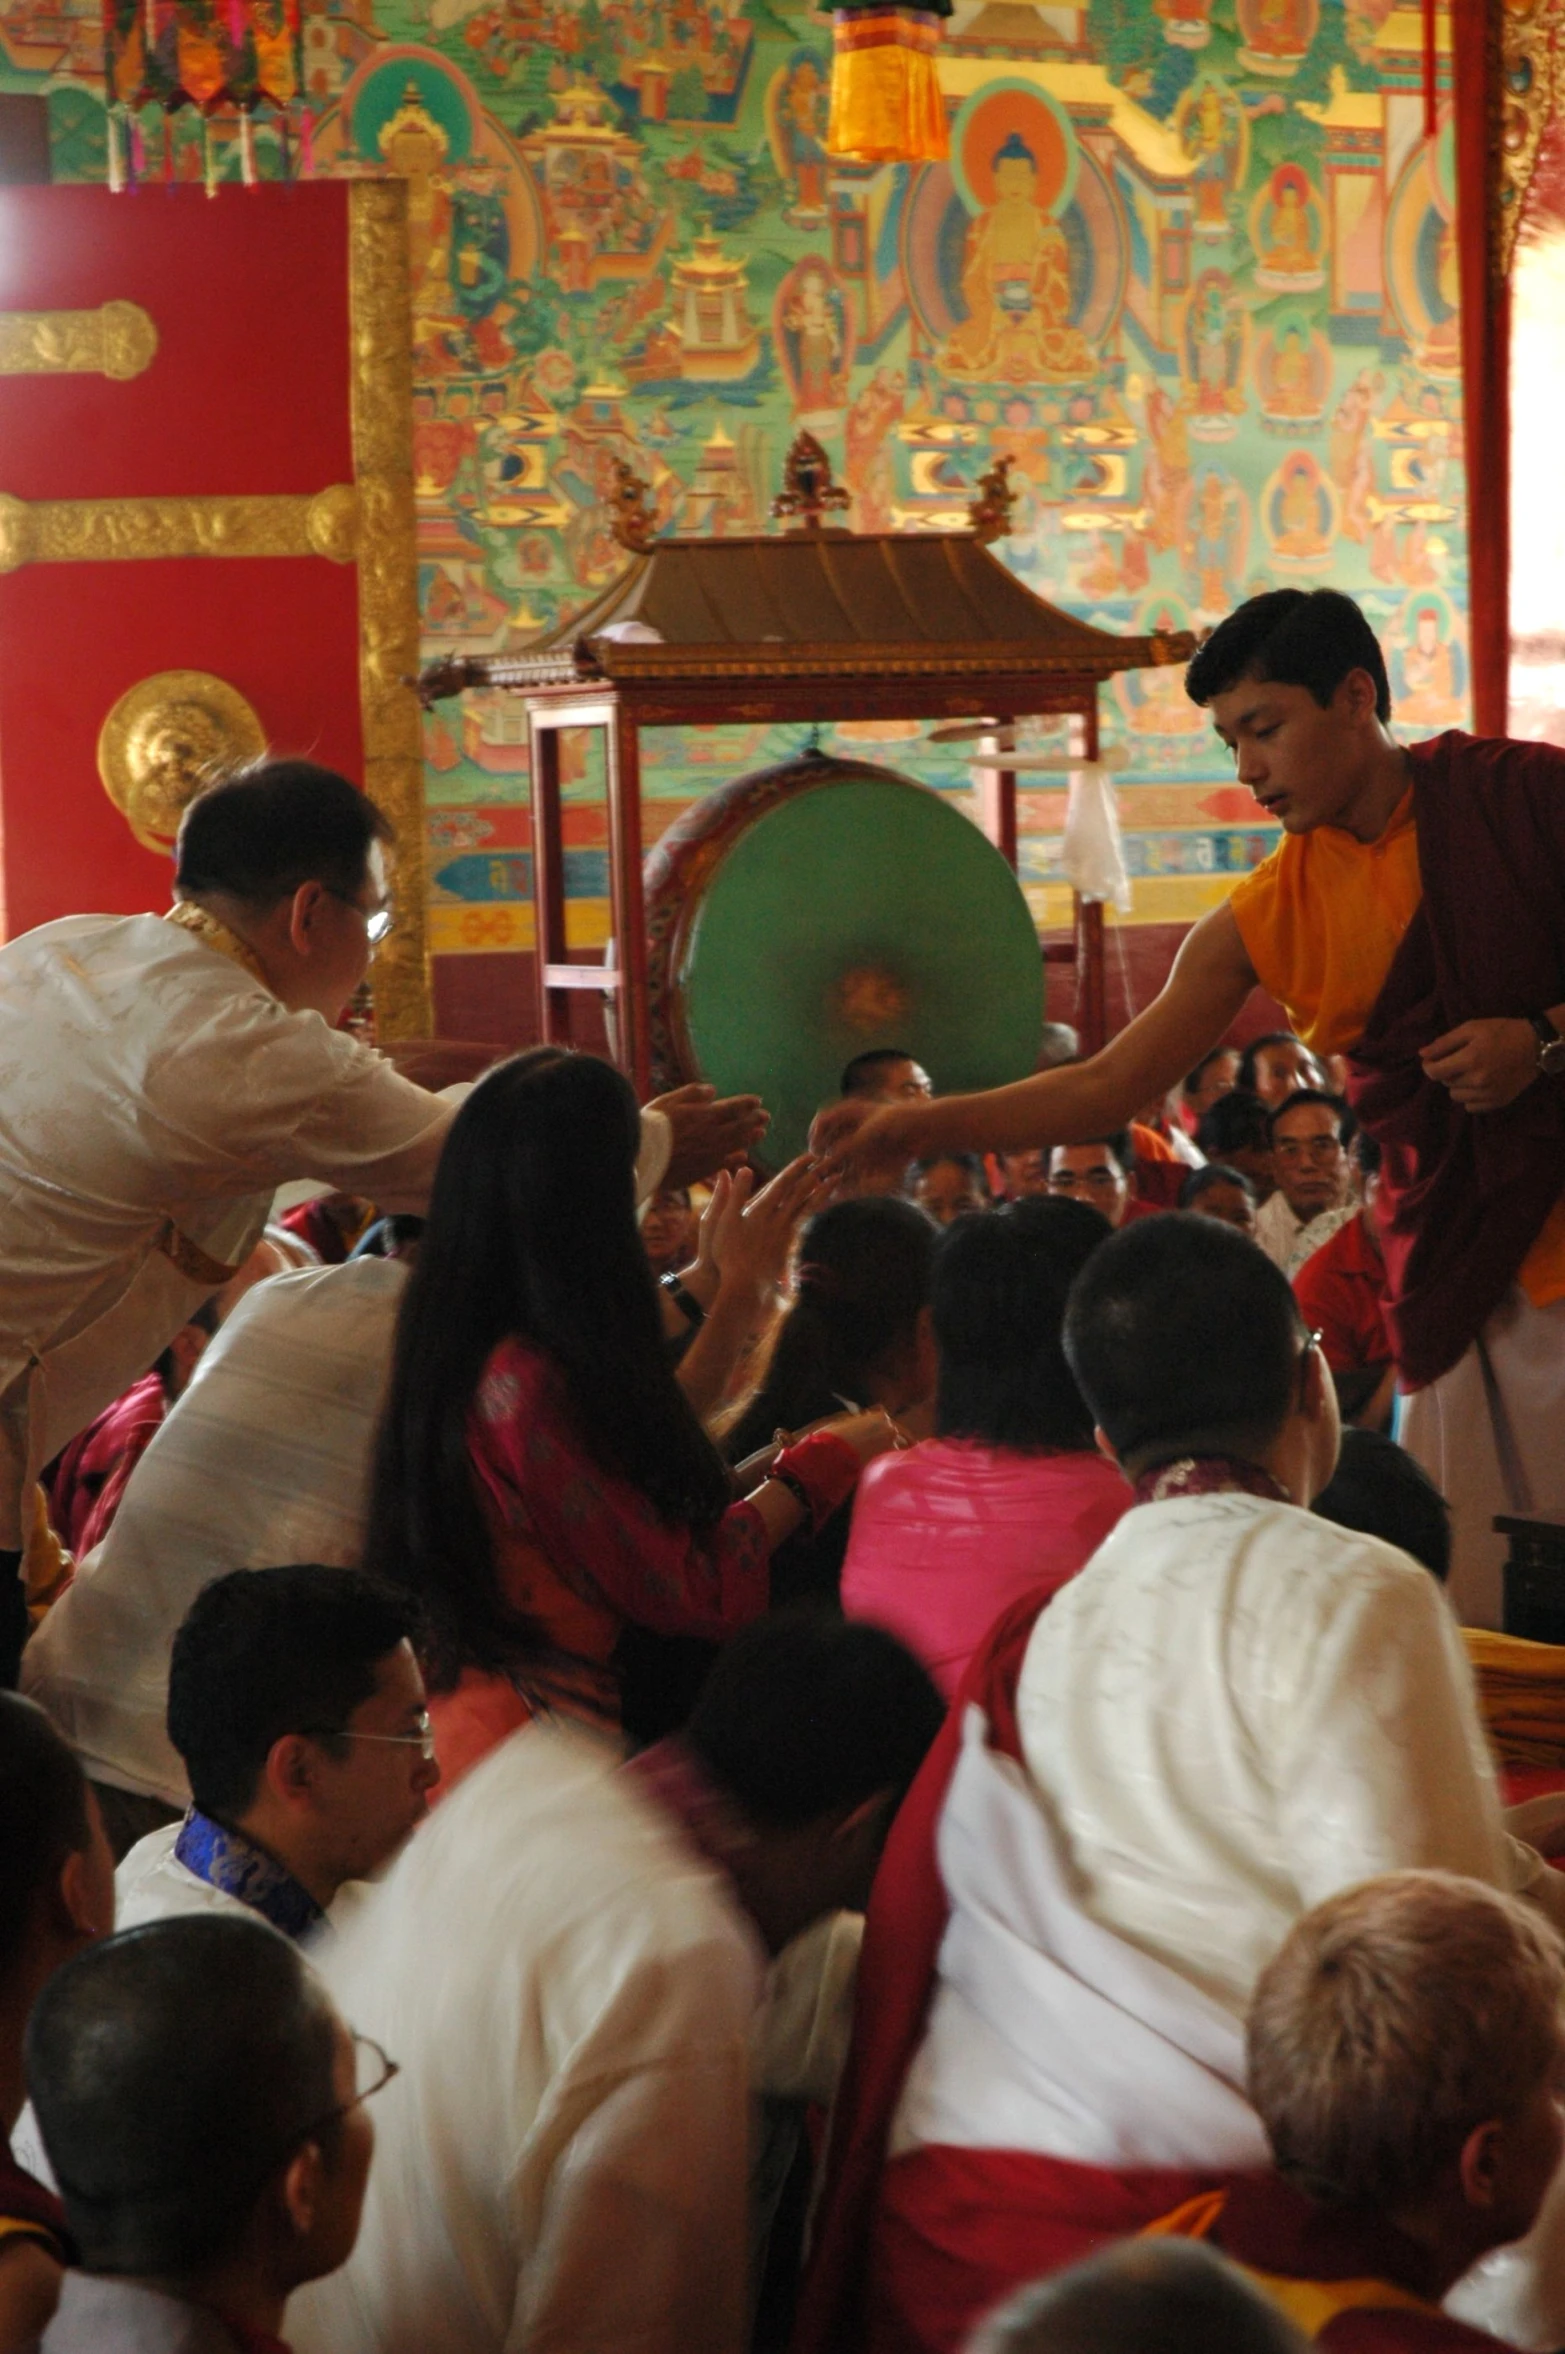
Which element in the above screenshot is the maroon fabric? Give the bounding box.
[1200,2175,1518,2352]
[790,1588,1049,2354]
[0,2136,73,2263]
[1349,732,1565,1386]
[1130,1454,1288,1508]
[1454,3,1507,738]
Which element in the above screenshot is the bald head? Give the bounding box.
[966,2241,1308,2354]
[27,1915,338,2273]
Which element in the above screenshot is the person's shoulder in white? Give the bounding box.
[114,1823,253,1931]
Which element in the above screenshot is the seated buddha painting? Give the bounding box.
[941,82,1096,386]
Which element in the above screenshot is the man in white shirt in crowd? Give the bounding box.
[116,1565,437,1941]
[289,1614,944,2354]
[1252,1088,1357,1275]
[0,758,763,1676]
[798,1214,1553,2354]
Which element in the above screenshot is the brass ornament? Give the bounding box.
[1497,0,1565,281]
[771,430,851,531]
[97,671,267,854]
[348,179,430,1040]
[607,456,658,554]
[968,453,1017,546]
[0,485,358,573]
[0,299,158,381]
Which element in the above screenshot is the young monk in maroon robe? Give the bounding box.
[817,588,1565,1629]
[1146,1870,1565,2352]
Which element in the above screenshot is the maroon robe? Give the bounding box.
[1350,731,1565,1388]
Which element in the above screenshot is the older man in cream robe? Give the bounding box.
[0,760,757,1674]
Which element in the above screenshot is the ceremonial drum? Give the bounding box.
[646,751,1044,1167]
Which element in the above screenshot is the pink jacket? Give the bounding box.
[840,1438,1130,1696]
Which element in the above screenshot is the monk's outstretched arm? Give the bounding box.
[819,901,1259,1168]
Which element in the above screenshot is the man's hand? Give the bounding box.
[808,1097,922,1191]
[1419,1019,1538,1113]
[650,1083,769,1187]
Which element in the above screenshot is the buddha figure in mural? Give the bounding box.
[944,131,1094,384]
[1255,165,1324,288]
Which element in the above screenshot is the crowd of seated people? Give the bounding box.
[12,774,1565,2354]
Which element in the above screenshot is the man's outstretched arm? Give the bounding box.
[816,901,1260,1172]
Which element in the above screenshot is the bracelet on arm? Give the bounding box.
[659,1272,706,1330]
[769,1466,815,1524]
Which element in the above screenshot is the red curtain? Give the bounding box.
[1454,0,1508,737]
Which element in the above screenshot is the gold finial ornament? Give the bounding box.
[968,453,1016,545]
[771,430,851,531]
[97,671,267,854]
[607,456,659,553]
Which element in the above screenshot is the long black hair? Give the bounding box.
[365,1049,732,1686]
[723,1196,936,1463]
[933,1197,1109,1452]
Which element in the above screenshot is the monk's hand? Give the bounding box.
[809,1097,922,1192]
[1419,1018,1538,1113]
[651,1083,770,1186]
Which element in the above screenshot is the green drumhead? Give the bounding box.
[678,773,1044,1166]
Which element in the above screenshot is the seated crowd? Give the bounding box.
[9,764,1565,2354]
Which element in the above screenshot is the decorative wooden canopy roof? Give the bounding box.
[417,441,1198,705]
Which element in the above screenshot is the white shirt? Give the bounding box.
[0,914,453,1545]
[23,1256,407,1804]
[1015,1492,1509,2019]
[289,1724,763,2354]
[114,1823,253,1930]
[1254,1190,1356,1277]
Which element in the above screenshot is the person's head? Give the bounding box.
[1178,1162,1257,1236]
[1237,1031,1323,1108]
[1269,1089,1352,1221]
[366,1050,733,1686]
[27,1917,380,2296]
[1184,589,1395,834]
[640,1185,696,1276]
[167,1567,438,1907]
[175,762,394,1021]
[724,1197,937,1459]
[1036,1021,1081,1071]
[933,1198,1110,1453]
[684,1613,944,1953]
[1182,1047,1240,1123]
[1047,1135,1133,1229]
[151,1295,220,1401]
[0,1698,114,2087]
[1194,1087,1275,1198]
[840,1047,932,1104]
[1248,1873,1565,2273]
[1312,1429,1451,1581]
[1063,1214,1339,1500]
[914,1153,991,1228]
[999,1147,1051,1199]
[966,2239,1308,2354]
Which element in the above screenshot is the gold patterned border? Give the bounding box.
[348,180,430,1039]
[0,484,357,573]
[0,300,158,380]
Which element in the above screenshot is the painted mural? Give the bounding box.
[5,0,1465,985]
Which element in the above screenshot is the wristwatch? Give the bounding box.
[659,1271,706,1329]
[1530,1013,1565,1076]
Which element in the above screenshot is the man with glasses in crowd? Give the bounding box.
[0,760,765,1685]
[1046,1133,1160,1229]
[26,1913,393,2353]
[115,1566,438,1935]
[1254,1089,1357,1275]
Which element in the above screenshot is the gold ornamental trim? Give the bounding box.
[0,484,359,574]
[0,299,158,380]
[347,179,429,1040]
[98,670,267,854]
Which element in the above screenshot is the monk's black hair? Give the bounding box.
[1063,1213,1307,1474]
[1313,1430,1449,1583]
[176,759,392,908]
[27,1915,337,2275]
[840,1047,920,1097]
[1185,588,1391,723]
[0,1694,91,1982]
[1194,1087,1272,1162]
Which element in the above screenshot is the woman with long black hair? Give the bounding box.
[364,1049,896,1782]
